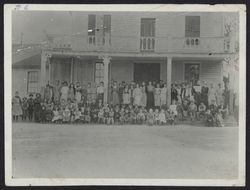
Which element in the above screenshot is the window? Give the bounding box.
[184,63,200,85]
[88,14,96,35]
[27,71,39,93]
[141,18,155,37]
[103,15,111,45]
[185,16,200,37]
[95,63,104,84]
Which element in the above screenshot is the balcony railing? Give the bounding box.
[140,37,155,52]
[43,34,234,54]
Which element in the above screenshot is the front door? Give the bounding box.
[134,63,160,84]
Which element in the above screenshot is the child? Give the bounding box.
[197,102,206,121]
[40,104,46,123]
[215,106,224,127]
[129,109,137,124]
[114,105,120,124]
[147,108,154,126]
[189,100,197,121]
[74,108,82,123]
[45,101,53,123]
[154,109,160,125]
[168,109,175,125]
[63,106,71,123]
[27,94,34,121]
[108,108,115,125]
[169,100,178,117]
[137,108,145,124]
[176,101,183,121]
[21,97,28,121]
[103,104,110,124]
[52,106,61,123]
[182,99,189,120]
[119,107,125,125]
[159,109,166,125]
[98,107,104,124]
[124,107,130,124]
[84,107,91,124]
[80,106,85,123]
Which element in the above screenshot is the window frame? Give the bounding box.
[95,62,104,84]
[185,16,201,38]
[140,18,156,37]
[184,62,201,85]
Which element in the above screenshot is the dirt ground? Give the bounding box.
[12,123,238,179]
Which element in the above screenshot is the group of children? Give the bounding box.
[13,88,226,127]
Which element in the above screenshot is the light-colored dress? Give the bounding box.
[123,88,131,105]
[140,86,147,107]
[60,86,69,102]
[208,87,217,105]
[112,85,120,105]
[68,88,75,101]
[160,87,167,106]
[12,96,23,116]
[159,112,166,123]
[133,87,142,106]
[216,87,224,106]
[154,88,161,107]
[176,88,182,103]
[75,87,82,104]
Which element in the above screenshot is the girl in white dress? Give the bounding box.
[133,83,142,106]
[140,82,147,107]
[154,83,161,108]
[60,82,69,102]
[160,83,167,107]
[123,85,131,105]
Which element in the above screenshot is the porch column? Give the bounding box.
[102,56,111,104]
[167,56,172,106]
[41,52,47,88]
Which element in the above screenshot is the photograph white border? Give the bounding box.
[4,4,246,186]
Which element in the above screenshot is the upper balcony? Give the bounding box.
[42,34,236,55]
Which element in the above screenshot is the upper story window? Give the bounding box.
[185,16,200,37]
[141,18,155,37]
[140,18,155,51]
[88,14,111,46]
[88,14,96,45]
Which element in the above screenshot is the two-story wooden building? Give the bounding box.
[13,11,238,104]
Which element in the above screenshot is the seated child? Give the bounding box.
[168,109,175,125]
[154,109,160,125]
[91,106,99,123]
[52,106,61,123]
[108,108,115,125]
[137,108,145,124]
[80,106,85,123]
[159,109,166,125]
[147,108,154,126]
[74,108,82,123]
[63,106,71,123]
[114,105,120,124]
[169,100,178,117]
[119,107,125,125]
[124,107,130,124]
[215,107,224,127]
[197,102,206,120]
[129,109,137,124]
[103,105,110,124]
[188,100,197,121]
[84,107,91,124]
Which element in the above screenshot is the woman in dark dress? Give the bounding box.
[146,81,155,109]
[33,93,42,122]
[201,81,209,107]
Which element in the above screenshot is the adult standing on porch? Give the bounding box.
[133,83,142,106]
[68,83,75,101]
[60,81,69,102]
[123,84,131,105]
[216,83,224,107]
[154,83,161,108]
[97,82,104,104]
[160,83,167,107]
[111,81,119,105]
[140,81,147,107]
[147,81,154,109]
[201,81,209,107]
[208,83,217,106]
[53,80,61,104]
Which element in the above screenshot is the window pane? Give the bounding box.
[103,15,111,33]
[185,16,200,37]
[141,18,155,37]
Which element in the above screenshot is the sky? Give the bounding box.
[12,11,73,44]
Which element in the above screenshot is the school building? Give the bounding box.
[12,12,238,104]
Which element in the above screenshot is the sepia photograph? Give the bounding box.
[4,4,246,186]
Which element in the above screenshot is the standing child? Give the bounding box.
[21,97,28,121]
[40,103,46,123]
[169,100,178,118]
[154,109,160,125]
[189,100,197,121]
[123,85,131,106]
[108,107,115,125]
[129,109,137,124]
[85,107,91,124]
[27,94,34,121]
[160,83,167,107]
[182,99,189,120]
[119,107,125,125]
[98,107,104,124]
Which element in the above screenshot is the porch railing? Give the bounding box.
[140,37,155,52]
